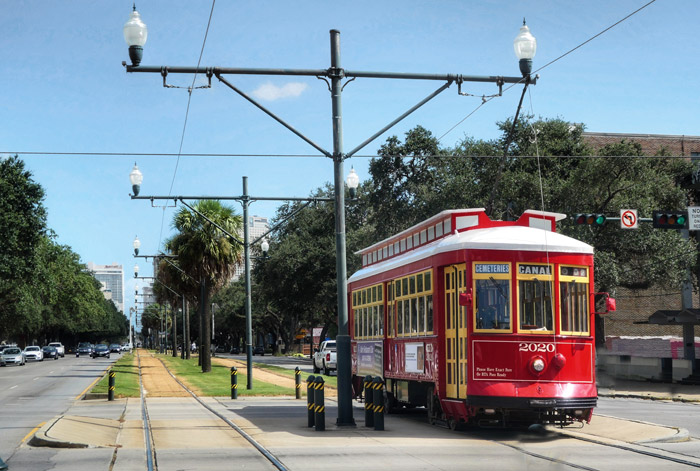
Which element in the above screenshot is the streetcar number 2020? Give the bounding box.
[519,343,555,353]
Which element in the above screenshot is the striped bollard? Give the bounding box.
[108,369,116,401]
[372,376,385,431]
[307,375,316,427]
[295,367,301,399]
[364,375,374,427]
[231,367,238,399]
[314,376,325,431]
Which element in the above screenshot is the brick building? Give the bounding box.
[583,132,700,157]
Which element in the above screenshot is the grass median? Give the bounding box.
[254,362,338,389]
[159,354,297,396]
[91,353,140,398]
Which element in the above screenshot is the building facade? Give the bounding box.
[87,262,125,313]
[232,215,270,281]
[583,132,700,157]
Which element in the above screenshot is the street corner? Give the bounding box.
[551,414,689,445]
[29,415,121,449]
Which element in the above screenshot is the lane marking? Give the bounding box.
[21,422,45,443]
[10,385,18,389]
[33,377,40,381]
[74,364,112,400]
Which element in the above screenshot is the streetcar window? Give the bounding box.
[436,223,443,238]
[518,279,554,331]
[425,272,431,291]
[418,296,425,334]
[559,265,590,335]
[397,301,404,335]
[400,239,406,252]
[379,305,385,336]
[409,276,416,295]
[473,263,512,332]
[426,295,434,333]
[411,298,418,334]
[402,278,409,296]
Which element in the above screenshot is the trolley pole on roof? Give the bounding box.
[123,10,536,425]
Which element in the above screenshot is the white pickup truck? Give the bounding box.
[312,340,337,376]
[48,342,65,358]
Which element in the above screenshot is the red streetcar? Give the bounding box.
[348,208,612,428]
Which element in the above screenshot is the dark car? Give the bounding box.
[252,345,264,356]
[230,346,240,354]
[91,344,110,358]
[109,344,121,353]
[76,342,93,357]
[42,346,59,360]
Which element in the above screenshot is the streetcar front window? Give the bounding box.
[559,265,590,335]
[517,263,554,333]
[473,263,512,333]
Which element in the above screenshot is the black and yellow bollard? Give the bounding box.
[108,369,116,401]
[307,375,316,427]
[314,376,325,431]
[364,375,374,428]
[295,367,302,400]
[231,367,238,399]
[372,376,385,431]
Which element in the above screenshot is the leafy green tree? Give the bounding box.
[165,200,242,372]
[0,156,47,339]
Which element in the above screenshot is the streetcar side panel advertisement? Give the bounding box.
[357,341,383,378]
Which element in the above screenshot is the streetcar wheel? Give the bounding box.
[448,417,459,431]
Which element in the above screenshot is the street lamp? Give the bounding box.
[134,263,139,278]
[123,5,148,66]
[260,239,270,255]
[514,19,537,77]
[346,168,360,199]
[129,163,143,197]
[124,15,533,426]
[133,236,141,256]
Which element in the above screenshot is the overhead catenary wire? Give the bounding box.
[438,0,659,143]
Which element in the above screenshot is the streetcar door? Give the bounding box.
[445,264,468,399]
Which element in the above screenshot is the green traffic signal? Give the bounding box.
[574,213,606,226]
[652,211,687,229]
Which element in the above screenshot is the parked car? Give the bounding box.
[121,343,132,352]
[48,342,65,357]
[252,345,265,356]
[0,355,5,367]
[76,342,93,357]
[42,345,59,360]
[24,346,44,361]
[109,344,122,353]
[312,340,337,375]
[2,347,26,366]
[230,346,240,354]
[91,344,110,358]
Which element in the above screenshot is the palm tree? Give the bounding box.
[165,200,242,372]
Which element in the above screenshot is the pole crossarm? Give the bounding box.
[130,195,334,202]
[126,64,532,85]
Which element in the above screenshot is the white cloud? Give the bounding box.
[251,82,308,101]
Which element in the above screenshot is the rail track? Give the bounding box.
[134,349,288,471]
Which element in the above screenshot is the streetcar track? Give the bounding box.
[136,350,157,471]
[135,350,288,471]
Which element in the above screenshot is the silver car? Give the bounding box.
[2,347,26,366]
[24,346,44,361]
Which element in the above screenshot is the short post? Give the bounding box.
[314,376,325,432]
[295,367,302,399]
[307,375,316,427]
[372,376,385,431]
[364,375,374,428]
[231,367,238,399]
[108,369,116,401]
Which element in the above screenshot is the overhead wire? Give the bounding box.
[157,0,217,250]
[438,0,659,143]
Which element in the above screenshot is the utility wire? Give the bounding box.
[158,0,217,250]
[438,0,658,142]
[5,151,693,160]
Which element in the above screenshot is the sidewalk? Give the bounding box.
[597,371,700,402]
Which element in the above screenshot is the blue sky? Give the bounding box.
[1,1,698,317]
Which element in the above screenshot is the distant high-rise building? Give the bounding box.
[232,215,270,281]
[87,262,124,312]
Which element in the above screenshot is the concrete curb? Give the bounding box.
[598,390,700,403]
[29,416,89,449]
[594,413,690,444]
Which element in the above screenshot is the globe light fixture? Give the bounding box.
[260,239,270,255]
[133,236,141,256]
[346,167,360,199]
[513,19,537,77]
[129,163,143,196]
[123,5,148,66]
[134,263,139,278]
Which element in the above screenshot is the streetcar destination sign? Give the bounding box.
[518,264,551,275]
[475,264,509,274]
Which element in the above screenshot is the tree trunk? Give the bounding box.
[201,277,211,373]
[172,302,178,358]
[185,301,191,360]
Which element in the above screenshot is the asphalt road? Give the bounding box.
[0,353,118,462]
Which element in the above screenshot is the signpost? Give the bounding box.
[620,209,638,229]
[688,207,700,231]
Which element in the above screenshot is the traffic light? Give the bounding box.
[574,213,606,226]
[652,211,687,229]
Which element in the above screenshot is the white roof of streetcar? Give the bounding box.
[349,208,593,284]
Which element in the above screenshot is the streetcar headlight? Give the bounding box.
[530,357,546,374]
